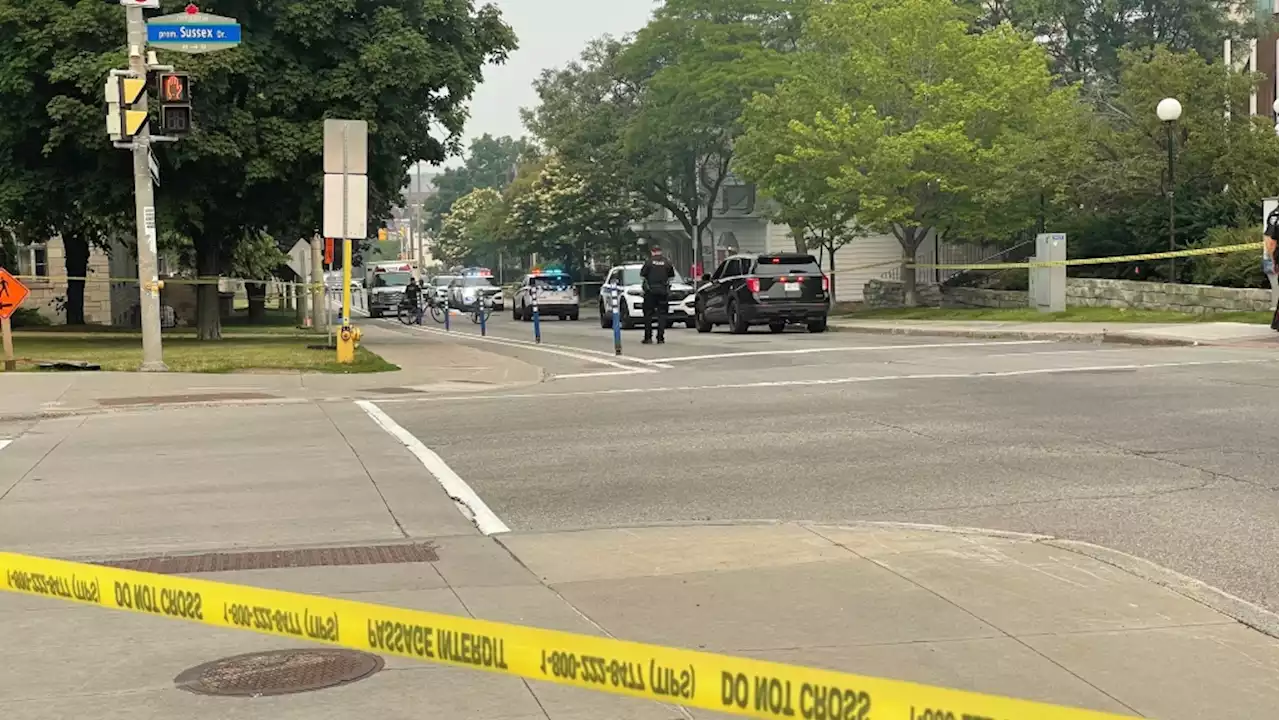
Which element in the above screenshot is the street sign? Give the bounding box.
[323,174,369,239]
[322,119,369,240]
[148,148,160,186]
[0,268,30,320]
[323,120,368,175]
[146,10,241,54]
[286,239,310,277]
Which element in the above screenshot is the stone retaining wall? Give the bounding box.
[863,277,1274,314]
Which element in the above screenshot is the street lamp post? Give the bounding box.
[1156,97,1182,281]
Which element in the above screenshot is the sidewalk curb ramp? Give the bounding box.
[1,550,1137,720]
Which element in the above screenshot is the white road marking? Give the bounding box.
[0,439,10,452]
[552,369,651,380]
[407,323,660,373]
[660,339,1056,363]
[373,358,1273,404]
[356,400,510,535]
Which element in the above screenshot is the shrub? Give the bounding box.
[1187,225,1269,289]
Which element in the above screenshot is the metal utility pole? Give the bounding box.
[413,164,425,280]
[126,5,166,371]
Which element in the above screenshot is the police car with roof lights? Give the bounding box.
[598,263,696,329]
[513,270,580,321]
[448,268,503,311]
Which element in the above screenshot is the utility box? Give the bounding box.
[1030,233,1066,313]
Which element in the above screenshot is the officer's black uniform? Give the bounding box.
[640,249,675,344]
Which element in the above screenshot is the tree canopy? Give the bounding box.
[0,0,516,336]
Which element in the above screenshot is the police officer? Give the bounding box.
[405,277,424,324]
[640,244,674,344]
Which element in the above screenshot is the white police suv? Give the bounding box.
[597,263,695,329]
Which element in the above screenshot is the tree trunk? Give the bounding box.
[245,281,267,324]
[899,226,925,307]
[791,225,807,253]
[826,241,837,303]
[63,234,90,326]
[195,239,222,340]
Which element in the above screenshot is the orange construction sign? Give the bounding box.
[0,268,29,320]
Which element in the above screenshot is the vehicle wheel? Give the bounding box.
[569,310,580,321]
[370,309,382,319]
[807,316,829,333]
[695,306,712,333]
[522,306,533,322]
[686,318,697,328]
[769,321,785,333]
[729,302,748,334]
[619,303,635,330]
[599,303,611,328]
[558,314,566,321]
[513,305,520,321]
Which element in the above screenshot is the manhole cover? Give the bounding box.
[174,649,383,697]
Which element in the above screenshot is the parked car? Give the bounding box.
[597,263,695,329]
[694,253,830,333]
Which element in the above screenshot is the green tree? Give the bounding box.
[5,0,515,338]
[435,187,504,266]
[527,0,793,271]
[424,134,537,229]
[0,0,134,324]
[967,0,1253,88]
[500,155,648,273]
[1064,46,1274,277]
[761,0,1087,305]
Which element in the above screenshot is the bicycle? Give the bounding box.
[428,295,447,324]
[397,297,423,325]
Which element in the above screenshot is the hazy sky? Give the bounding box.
[442,0,657,166]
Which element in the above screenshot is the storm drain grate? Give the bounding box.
[175,649,383,697]
[95,542,439,574]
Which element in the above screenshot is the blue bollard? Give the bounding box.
[531,287,542,343]
[479,300,487,336]
[611,285,622,355]
[443,296,450,331]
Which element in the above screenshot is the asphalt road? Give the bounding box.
[367,312,1279,612]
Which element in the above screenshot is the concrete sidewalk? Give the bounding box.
[0,323,542,419]
[831,318,1279,347]
[0,403,1275,720]
[1,522,1274,720]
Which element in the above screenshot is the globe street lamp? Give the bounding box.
[1156,98,1182,280]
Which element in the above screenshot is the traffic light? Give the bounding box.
[105,74,148,141]
[156,72,192,135]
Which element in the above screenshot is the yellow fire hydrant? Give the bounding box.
[336,324,362,364]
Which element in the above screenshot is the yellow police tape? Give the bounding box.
[0,551,1135,720]
[906,241,1263,272]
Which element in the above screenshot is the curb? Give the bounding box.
[800,520,1278,638]
[829,322,1205,347]
[492,518,1278,639]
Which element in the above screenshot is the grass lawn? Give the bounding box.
[837,306,1273,324]
[2,335,396,373]
[14,308,314,337]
